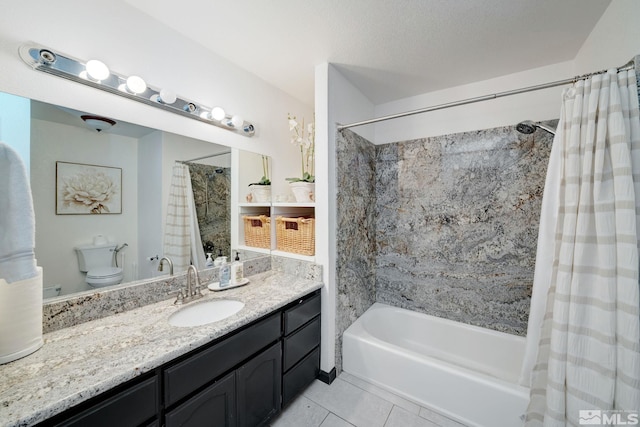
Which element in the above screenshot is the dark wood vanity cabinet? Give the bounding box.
[36,289,321,427]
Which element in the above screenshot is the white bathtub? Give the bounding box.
[342,303,529,427]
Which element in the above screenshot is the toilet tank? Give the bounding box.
[74,243,117,272]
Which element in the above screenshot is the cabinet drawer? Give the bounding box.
[164,312,281,406]
[57,376,158,427]
[282,347,320,406]
[284,293,321,335]
[283,316,320,371]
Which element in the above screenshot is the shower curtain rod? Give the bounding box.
[179,151,231,163]
[337,59,636,130]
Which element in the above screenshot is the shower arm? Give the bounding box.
[536,123,556,136]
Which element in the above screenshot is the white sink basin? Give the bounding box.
[168,299,244,327]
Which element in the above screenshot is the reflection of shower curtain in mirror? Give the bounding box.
[163,163,205,273]
[186,163,231,258]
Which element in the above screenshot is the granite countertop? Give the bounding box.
[0,270,323,427]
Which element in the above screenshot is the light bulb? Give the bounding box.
[210,107,225,121]
[159,88,177,104]
[231,115,244,128]
[126,75,147,94]
[85,60,110,81]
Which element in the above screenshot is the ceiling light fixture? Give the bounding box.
[19,43,256,137]
[81,115,116,132]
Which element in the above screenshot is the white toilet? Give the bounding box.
[74,243,124,288]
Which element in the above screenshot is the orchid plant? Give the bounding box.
[286,113,315,183]
[249,155,271,186]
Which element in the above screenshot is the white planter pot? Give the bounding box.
[250,185,271,203]
[289,182,315,202]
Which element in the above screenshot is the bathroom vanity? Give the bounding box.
[0,270,322,427]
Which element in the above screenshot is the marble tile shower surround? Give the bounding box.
[43,255,272,333]
[376,123,555,335]
[187,163,231,255]
[335,129,377,373]
[336,123,554,350]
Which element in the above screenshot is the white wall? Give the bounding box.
[371,0,640,145]
[316,63,376,373]
[372,61,572,144]
[0,92,30,173]
[573,0,640,75]
[137,130,163,281]
[0,0,312,180]
[31,118,139,294]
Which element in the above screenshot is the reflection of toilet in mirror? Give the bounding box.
[74,243,124,288]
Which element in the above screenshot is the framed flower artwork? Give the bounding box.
[55,161,122,214]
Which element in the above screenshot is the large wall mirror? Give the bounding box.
[0,91,270,299]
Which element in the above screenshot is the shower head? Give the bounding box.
[516,120,537,134]
[516,120,556,136]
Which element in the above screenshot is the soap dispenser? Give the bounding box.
[231,251,244,284]
[219,257,231,287]
[205,253,214,268]
[213,249,226,267]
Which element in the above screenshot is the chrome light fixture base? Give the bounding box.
[19,43,256,137]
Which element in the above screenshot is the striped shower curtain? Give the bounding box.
[524,69,640,425]
[163,163,205,274]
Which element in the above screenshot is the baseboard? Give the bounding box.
[318,368,336,384]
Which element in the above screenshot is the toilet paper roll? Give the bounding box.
[0,267,43,364]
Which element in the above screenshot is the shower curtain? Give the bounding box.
[523,69,640,425]
[163,163,205,273]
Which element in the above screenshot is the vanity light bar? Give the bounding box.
[19,43,256,137]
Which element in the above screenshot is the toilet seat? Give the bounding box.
[86,266,123,287]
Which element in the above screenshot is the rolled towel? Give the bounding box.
[0,142,37,283]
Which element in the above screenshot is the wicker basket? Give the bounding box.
[243,215,271,249]
[276,216,315,256]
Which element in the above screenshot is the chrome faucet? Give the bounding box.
[173,265,204,305]
[158,256,174,275]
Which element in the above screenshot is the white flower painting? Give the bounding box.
[56,162,122,214]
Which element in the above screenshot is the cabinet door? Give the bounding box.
[165,371,236,427]
[236,342,282,427]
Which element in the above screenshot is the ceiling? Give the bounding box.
[126,0,611,106]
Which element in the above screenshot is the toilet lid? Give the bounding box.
[87,267,123,279]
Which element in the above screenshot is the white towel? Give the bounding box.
[0,142,37,283]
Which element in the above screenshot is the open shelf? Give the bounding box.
[237,203,315,262]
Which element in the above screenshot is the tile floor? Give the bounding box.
[270,372,468,427]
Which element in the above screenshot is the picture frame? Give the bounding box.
[56,161,122,215]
